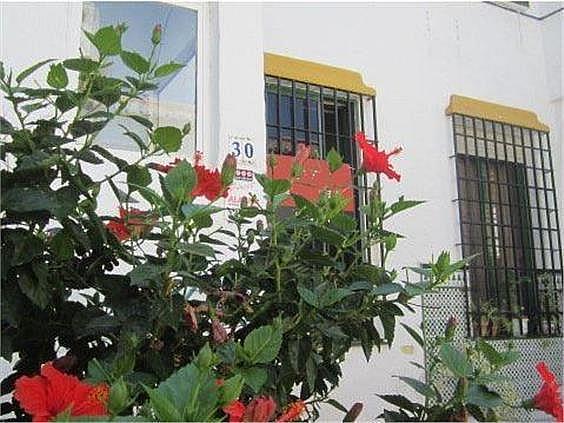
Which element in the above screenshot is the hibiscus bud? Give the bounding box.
[240,196,248,208]
[212,319,228,344]
[115,22,127,35]
[221,153,237,188]
[184,304,198,333]
[256,219,264,232]
[267,154,278,169]
[151,24,162,45]
[445,316,458,340]
[291,162,304,178]
[243,396,277,422]
[108,378,129,415]
[53,355,77,374]
[343,402,364,423]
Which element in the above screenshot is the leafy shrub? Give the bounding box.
[1,23,465,421]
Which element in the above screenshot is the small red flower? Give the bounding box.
[276,400,306,422]
[14,362,109,422]
[243,396,277,422]
[193,164,226,201]
[354,132,402,181]
[533,362,564,422]
[223,400,246,422]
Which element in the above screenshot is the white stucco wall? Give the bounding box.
[1,1,562,421]
[262,2,562,420]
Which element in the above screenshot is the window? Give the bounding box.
[264,54,377,238]
[449,96,562,338]
[82,2,198,151]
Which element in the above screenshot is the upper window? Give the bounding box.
[448,95,562,338]
[82,2,197,151]
[263,53,377,230]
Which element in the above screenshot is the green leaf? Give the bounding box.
[255,174,291,198]
[320,288,352,307]
[153,126,183,152]
[128,264,163,288]
[325,399,348,414]
[120,51,150,74]
[63,58,99,73]
[400,323,424,347]
[91,26,121,56]
[143,385,182,422]
[297,284,319,308]
[377,394,420,413]
[51,229,74,261]
[69,120,106,138]
[220,375,244,405]
[164,160,195,205]
[439,344,473,378]
[47,64,68,89]
[326,148,343,173]
[127,165,151,191]
[16,59,54,84]
[239,367,267,393]
[388,196,425,216]
[0,116,14,134]
[108,378,129,415]
[17,266,51,309]
[243,324,283,364]
[372,283,403,296]
[397,376,437,399]
[179,243,216,258]
[305,355,317,390]
[466,384,503,409]
[154,62,184,78]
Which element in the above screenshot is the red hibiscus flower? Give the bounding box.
[223,400,246,422]
[354,132,402,181]
[243,396,277,422]
[276,400,306,422]
[14,362,109,422]
[533,362,564,422]
[106,207,154,241]
[192,164,226,201]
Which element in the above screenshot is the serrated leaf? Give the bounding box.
[16,59,54,84]
[63,58,99,73]
[397,376,437,399]
[127,165,151,191]
[439,343,472,377]
[121,51,150,74]
[153,126,183,152]
[243,325,282,364]
[47,63,68,89]
[239,367,267,393]
[92,26,121,56]
[297,284,319,308]
[326,148,343,173]
[154,62,184,78]
[163,160,195,207]
[220,375,244,405]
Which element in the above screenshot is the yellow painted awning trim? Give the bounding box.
[264,53,376,96]
[446,94,549,132]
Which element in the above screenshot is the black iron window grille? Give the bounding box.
[451,114,563,338]
[264,75,378,260]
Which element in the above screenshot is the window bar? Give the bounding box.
[452,114,473,337]
[276,78,281,154]
[371,96,385,265]
[498,119,525,336]
[359,95,369,262]
[525,127,551,334]
[545,132,564,334]
[305,83,310,147]
[467,117,492,334]
[515,125,542,335]
[334,89,340,155]
[537,131,561,334]
[475,118,505,330]
[486,117,515,335]
[291,80,296,155]
[320,86,326,159]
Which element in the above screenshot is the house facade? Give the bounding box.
[1,1,562,420]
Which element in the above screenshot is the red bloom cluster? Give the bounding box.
[148,152,235,201]
[223,396,306,423]
[354,132,402,181]
[14,362,109,422]
[106,207,154,241]
[533,362,564,422]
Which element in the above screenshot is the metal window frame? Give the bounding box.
[451,113,563,338]
[264,74,379,263]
